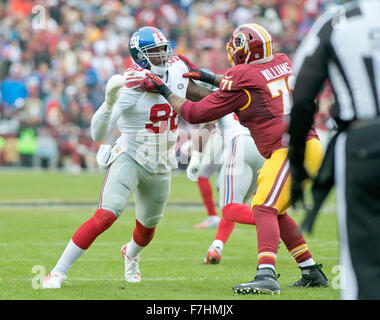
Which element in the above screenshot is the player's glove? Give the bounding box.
[140,73,172,99]
[104,74,127,110]
[288,142,311,208]
[289,163,310,209]
[178,54,216,85]
[186,150,202,182]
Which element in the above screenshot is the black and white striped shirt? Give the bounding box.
[292,0,380,125]
[288,0,380,161]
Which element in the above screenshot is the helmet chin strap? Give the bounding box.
[143,44,172,76]
[244,51,251,64]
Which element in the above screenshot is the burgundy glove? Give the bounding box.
[141,73,172,99]
[178,54,216,85]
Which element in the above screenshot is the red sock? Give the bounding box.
[278,212,312,263]
[215,217,235,244]
[133,220,156,247]
[72,209,117,250]
[197,177,217,216]
[253,205,279,267]
[222,203,255,225]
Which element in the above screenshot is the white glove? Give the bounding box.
[104,74,127,110]
[96,144,112,169]
[187,150,202,182]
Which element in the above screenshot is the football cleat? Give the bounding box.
[289,264,329,288]
[233,268,281,295]
[42,271,66,289]
[203,244,223,264]
[121,243,141,283]
[193,215,220,229]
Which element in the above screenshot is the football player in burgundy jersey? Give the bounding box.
[139,23,329,295]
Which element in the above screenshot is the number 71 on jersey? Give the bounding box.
[267,75,295,115]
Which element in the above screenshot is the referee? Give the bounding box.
[288,0,380,300]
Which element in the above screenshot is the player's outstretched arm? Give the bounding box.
[139,73,186,115]
[178,54,223,87]
[186,79,213,102]
[139,73,242,124]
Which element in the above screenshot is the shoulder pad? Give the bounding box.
[169,56,181,65]
[219,64,257,91]
[124,65,148,77]
[275,53,292,66]
[123,66,147,89]
[169,56,188,73]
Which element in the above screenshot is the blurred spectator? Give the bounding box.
[36,126,59,169]
[17,126,37,167]
[1,136,19,166]
[261,8,283,36]
[0,0,341,170]
[1,63,28,107]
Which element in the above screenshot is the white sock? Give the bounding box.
[258,264,275,271]
[125,238,144,259]
[212,240,224,250]
[52,239,85,276]
[299,258,316,268]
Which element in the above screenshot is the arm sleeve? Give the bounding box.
[180,89,249,124]
[288,12,333,166]
[90,86,140,142]
[90,102,121,142]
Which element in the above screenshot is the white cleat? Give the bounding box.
[193,215,221,229]
[121,244,141,283]
[42,271,66,289]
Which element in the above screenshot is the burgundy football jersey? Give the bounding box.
[180,53,318,158]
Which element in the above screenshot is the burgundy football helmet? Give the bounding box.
[226,23,274,66]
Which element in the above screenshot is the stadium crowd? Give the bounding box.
[0,0,338,172]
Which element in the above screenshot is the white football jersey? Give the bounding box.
[91,57,189,173]
[216,113,251,145]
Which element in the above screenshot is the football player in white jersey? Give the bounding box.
[188,127,223,229]
[187,111,265,264]
[42,27,213,289]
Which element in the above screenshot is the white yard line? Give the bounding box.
[0,277,187,282]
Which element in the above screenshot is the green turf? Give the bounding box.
[0,169,340,300]
[0,169,204,203]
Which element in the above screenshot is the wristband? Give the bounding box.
[200,71,216,85]
[158,84,173,99]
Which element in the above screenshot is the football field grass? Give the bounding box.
[0,169,340,300]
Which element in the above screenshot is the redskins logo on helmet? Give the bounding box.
[226,23,274,66]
